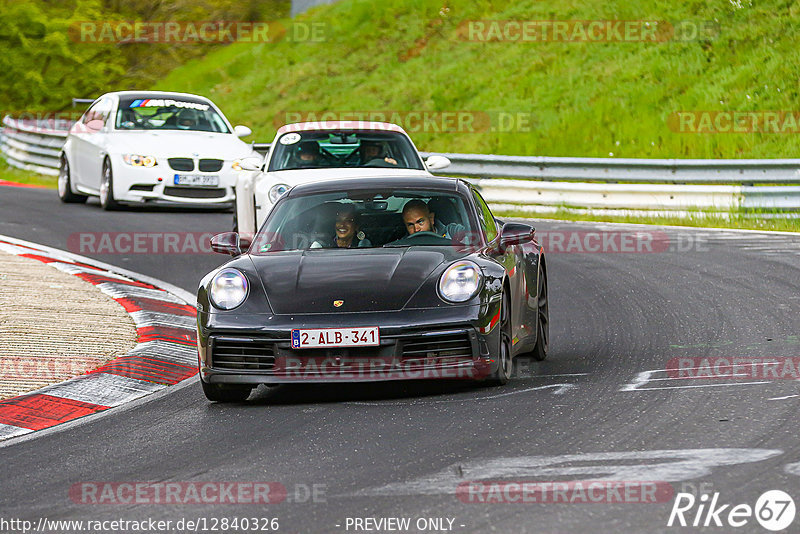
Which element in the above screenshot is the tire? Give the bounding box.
[58,156,87,203]
[99,158,121,211]
[486,292,512,386]
[201,380,252,403]
[530,264,549,361]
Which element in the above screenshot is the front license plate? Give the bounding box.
[173,174,219,187]
[291,327,380,349]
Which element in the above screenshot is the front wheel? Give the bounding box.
[58,156,87,203]
[485,292,512,386]
[99,159,121,211]
[201,380,253,403]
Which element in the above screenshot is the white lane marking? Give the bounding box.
[768,395,799,401]
[345,384,577,406]
[785,462,800,476]
[0,423,33,440]
[355,449,783,496]
[621,369,771,391]
[40,373,165,407]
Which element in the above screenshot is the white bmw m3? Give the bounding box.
[58,91,258,210]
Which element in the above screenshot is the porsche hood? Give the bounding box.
[248,248,456,314]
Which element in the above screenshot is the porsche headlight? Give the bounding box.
[268,184,290,203]
[438,261,483,303]
[122,154,157,167]
[209,268,248,310]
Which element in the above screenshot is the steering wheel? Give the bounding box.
[388,231,452,246]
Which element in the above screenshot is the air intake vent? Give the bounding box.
[164,187,226,198]
[198,159,223,172]
[401,333,473,364]
[212,338,275,370]
[168,158,194,171]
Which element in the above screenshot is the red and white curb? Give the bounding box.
[0,235,198,442]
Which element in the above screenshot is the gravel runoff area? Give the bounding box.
[0,250,138,400]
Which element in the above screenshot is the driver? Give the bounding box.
[360,141,397,166]
[401,199,466,240]
[176,109,197,130]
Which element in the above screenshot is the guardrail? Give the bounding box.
[4,121,800,213]
[1,116,68,176]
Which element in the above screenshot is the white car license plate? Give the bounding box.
[173,174,219,187]
[291,327,380,349]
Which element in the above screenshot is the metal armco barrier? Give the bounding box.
[3,120,800,212]
[1,116,68,176]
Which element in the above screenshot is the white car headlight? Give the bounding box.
[209,268,249,310]
[268,184,290,203]
[122,154,157,167]
[438,261,483,303]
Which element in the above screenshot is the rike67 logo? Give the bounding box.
[668,490,796,531]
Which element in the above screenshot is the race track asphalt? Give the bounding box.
[1,186,799,533]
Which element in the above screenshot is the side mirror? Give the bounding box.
[499,223,534,252]
[238,156,263,171]
[210,232,247,256]
[234,125,253,138]
[86,119,105,132]
[426,155,451,171]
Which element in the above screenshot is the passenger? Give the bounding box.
[360,141,397,166]
[295,141,325,167]
[311,205,372,249]
[401,199,466,240]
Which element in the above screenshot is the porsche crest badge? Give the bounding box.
[333,300,344,308]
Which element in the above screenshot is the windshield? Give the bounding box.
[115,96,231,133]
[267,130,425,171]
[250,188,478,253]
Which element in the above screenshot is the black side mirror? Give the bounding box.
[210,232,247,256]
[499,223,534,252]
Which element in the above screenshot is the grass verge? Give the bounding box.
[0,158,57,188]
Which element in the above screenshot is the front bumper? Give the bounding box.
[197,306,499,384]
[111,156,237,205]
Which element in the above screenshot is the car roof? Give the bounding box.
[276,121,408,135]
[98,91,214,102]
[286,175,468,197]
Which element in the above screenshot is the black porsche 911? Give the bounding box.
[196,175,548,402]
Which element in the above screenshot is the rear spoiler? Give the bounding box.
[71,98,96,107]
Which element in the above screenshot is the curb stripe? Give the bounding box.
[0,235,199,443]
[0,394,109,430]
[89,357,196,385]
[115,297,196,316]
[41,373,166,407]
